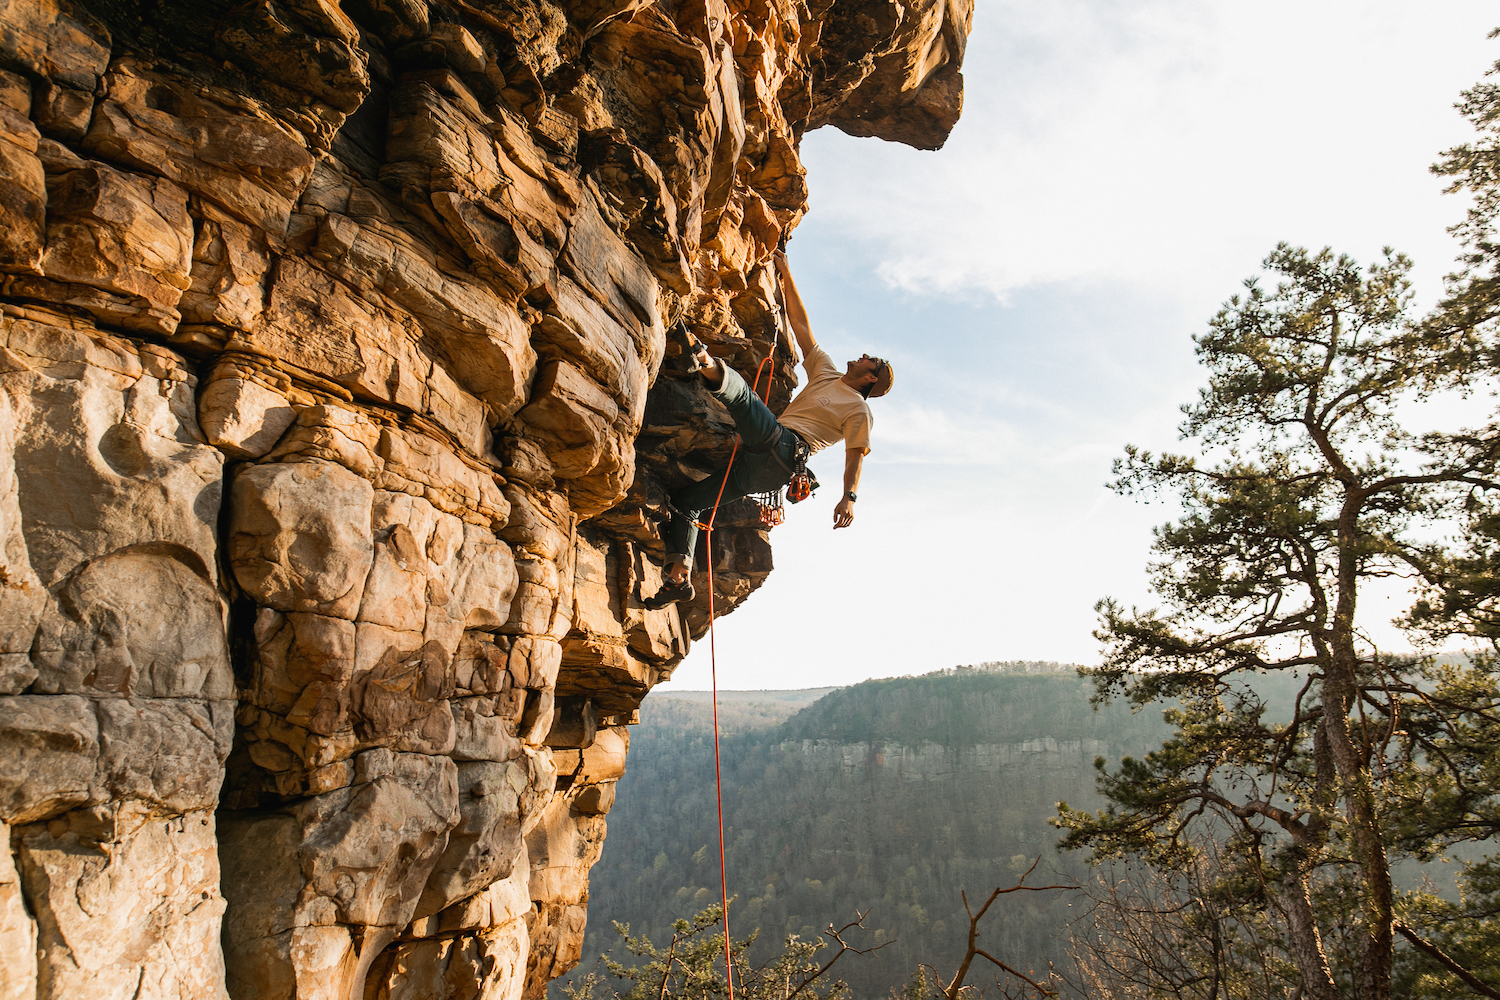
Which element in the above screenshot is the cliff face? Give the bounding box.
[0,0,969,997]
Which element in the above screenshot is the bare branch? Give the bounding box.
[945,860,1074,999]
[782,910,893,1000]
[971,947,1059,997]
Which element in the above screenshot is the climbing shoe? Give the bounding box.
[643,577,695,610]
[670,320,713,373]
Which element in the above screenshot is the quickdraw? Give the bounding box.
[752,489,784,527]
[753,439,815,525]
[688,490,783,531]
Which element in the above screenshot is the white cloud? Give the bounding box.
[800,0,1497,309]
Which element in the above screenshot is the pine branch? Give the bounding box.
[1394,922,1500,999]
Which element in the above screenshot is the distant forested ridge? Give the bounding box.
[554,664,1169,997]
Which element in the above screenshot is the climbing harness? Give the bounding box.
[749,434,814,526]
[693,400,805,533]
[785,437,817,505]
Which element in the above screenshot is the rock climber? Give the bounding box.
[644,251,894,609]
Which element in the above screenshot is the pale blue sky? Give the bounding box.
[661,0,1500,691]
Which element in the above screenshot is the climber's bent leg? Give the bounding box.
[661,469,753,581]
[708,365,782,451]
[649,365,795,608]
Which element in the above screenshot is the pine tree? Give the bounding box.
[1055,244,1500,1000]
[1429,34,1500,345]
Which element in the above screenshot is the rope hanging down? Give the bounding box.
[697,353,774,1000]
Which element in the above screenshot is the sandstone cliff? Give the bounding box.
[0,0,970,997]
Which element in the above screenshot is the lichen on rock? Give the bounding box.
[0,0,970,995]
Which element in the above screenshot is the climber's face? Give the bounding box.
[845,355,886,391]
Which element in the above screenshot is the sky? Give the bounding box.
[658,0,1500,693]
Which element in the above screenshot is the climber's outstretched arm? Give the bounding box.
[835,448,863,529]
[774,252,816,360]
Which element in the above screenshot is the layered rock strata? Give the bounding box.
[0,0,970,997]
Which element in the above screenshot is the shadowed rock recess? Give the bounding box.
[0,0,969,996]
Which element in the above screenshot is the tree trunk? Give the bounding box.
[1329,500,1394,1000]
[1350,786,1395,1000]
[1319,676,1396,1000]
[1280,862,1340,1000]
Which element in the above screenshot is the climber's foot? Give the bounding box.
[669,321,724,385]
[670,320,701,367]
[643,576,695,610]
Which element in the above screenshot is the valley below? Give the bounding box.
[555,664,1171,997]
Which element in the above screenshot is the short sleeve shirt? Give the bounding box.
[778,346,873,455]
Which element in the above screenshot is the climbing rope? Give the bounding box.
[698,353,774,1000]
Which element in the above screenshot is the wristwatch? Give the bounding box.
[844,491,857,502]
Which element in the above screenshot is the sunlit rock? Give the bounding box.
[0,0,971,993]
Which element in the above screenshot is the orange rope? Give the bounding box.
[700,354,774,1000]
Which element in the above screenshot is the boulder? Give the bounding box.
[18,805,230,1000]
[228,460,375,620]
[0,695,96,825]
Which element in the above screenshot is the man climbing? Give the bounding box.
[644,251,894,609]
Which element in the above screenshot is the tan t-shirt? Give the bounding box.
[779,346,873,455]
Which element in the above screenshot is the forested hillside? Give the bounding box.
[554,664,1170,997]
